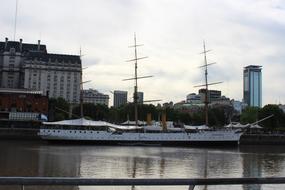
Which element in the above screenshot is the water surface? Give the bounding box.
[0,140,284,190]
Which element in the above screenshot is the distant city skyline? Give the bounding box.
[1,0,285,106]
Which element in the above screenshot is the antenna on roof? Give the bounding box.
[13,0,19,41]
[79,46,86,58]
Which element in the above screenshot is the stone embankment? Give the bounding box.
[240,134,285,145]
[0,128,40,140]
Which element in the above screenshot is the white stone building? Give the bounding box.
[186,93,201,104]
[0,38,81,103]
[82,89,109,106]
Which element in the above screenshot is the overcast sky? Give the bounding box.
[1,0,285,106]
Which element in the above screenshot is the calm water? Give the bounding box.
[0,140,285,190]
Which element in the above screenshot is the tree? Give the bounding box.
[48,97,69,121]
[240,107,260,124]
[72,103,109,121]
[108,107,120,123]
[258,104,285,129]
[208,105,234,127]
[177,112,192,125]
[191,111,204,125]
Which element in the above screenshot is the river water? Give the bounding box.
[0,140,285,190]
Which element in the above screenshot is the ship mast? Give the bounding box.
[195,41,222,126]
[123,33,152,126]
[79,48,90,118]
[133,34,139,126]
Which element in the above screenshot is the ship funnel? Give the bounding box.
[147,113,152,125]
[161,113,167,131]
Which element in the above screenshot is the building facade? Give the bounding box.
[113,90,128,108]
[0,88,48,114]
[198,89,221,103]
[0,38,82,103]
[137,92,144,103]
[82,89,109,106]
[186,90,225,105]
[186,93,201,104]
[243,65,262,107]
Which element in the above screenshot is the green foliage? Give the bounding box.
[240,107,260,124]
[177,112,192,124]
[258,104,285,129]
[48,97,69,121]
[208,105,234,127]
[164,107,178,121]
[240,105,285,129]
[72,103,109,121]
[114,103,159,123]
[108,107,120,123]
[191,111,204,125]
[47,98,285,130]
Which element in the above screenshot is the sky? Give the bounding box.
[1,0,285,106]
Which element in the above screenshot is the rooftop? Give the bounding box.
[0,39,47,53]
[244,65,262,69]
[0,38,81,64]
[26,51,81,64]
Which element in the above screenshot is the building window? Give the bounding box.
[10,48,16,55]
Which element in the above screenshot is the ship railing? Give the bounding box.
[1,177,285,190]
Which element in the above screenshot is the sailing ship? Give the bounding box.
[39,117,242,146]
[38,38,243,146]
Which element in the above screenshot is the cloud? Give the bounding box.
[1,0,285,105]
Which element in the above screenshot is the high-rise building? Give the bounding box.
[0,38,82,103]
[137,91,144,103]
[82,89,109,106]
[198,89,221,103]
[186,93,201,104]
[243,65,262,107]
[113,90,128,108]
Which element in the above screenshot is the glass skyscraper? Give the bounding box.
[113,90,128,108]
[243,65,262,107]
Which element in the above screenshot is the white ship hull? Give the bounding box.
[39,129,242,146]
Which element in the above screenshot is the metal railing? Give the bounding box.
[1,177,285,190]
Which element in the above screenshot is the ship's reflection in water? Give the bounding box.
[0,141,285,190]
